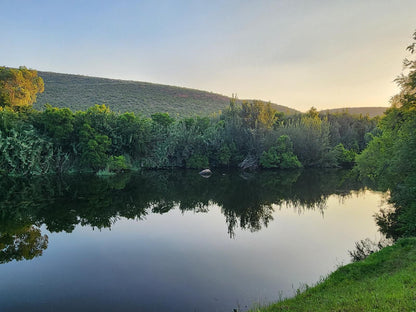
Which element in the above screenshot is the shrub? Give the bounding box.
[186,154,209,169]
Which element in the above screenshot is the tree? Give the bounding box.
[0,67,44,111]
[240,100,279,129]
[278,114,332,167]
[357,30,416,239]
[329,143,356,168]
[35,104,75,145]
[260,135,302,169]
[306,106,319,118]
[151,112,174,127]
[78,123,111,170]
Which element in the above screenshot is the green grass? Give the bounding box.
[253,238,416,312]
[35,71,299,117]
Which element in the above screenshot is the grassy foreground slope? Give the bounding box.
[35,71,298,116]
[321,107,388,118]
[253,238,416,312]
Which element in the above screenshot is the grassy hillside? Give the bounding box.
[321,107,387,118]
[35,71,298,117]
[253,238,416,312]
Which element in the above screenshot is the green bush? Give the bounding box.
[260,135,301,169]
[108,155,130,172]
[0,127,55,175]
[186,154,209,169]
[329,143,356,167]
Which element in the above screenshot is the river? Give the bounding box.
[0,169,387,311]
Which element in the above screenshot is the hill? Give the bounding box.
[320,107,388,118]
[35,71,299,116]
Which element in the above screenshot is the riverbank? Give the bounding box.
[253,238,416,311]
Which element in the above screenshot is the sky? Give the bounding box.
[2,0,416,111]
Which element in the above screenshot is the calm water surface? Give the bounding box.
[0,169,387,311]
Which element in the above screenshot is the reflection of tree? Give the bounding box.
[223,203,274,238]
[0,169,372,243]
[361,158,416,241]
[0,225,48,264]
[374,188,416,240]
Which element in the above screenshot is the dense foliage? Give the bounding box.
[0,97,377,175]
[0,67,44,111]
[356,31,416,240]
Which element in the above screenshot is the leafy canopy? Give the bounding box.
[0,67,44,111]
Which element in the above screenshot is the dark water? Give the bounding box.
[0,169,386,311]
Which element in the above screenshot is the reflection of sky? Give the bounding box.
[0,190,385,312]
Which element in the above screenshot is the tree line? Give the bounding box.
[0,66,378,175]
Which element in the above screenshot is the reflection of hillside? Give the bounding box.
[0,169,370,245]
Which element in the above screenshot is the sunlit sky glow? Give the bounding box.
[2,0,416,111]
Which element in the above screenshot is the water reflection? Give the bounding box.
[1,169,387,312]
[0,225,48,264]
[0,168,370,264]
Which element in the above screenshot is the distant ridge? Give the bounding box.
[320,107,388,118]
[35,71,299,116]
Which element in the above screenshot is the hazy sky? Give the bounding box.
[2,0,416,111]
